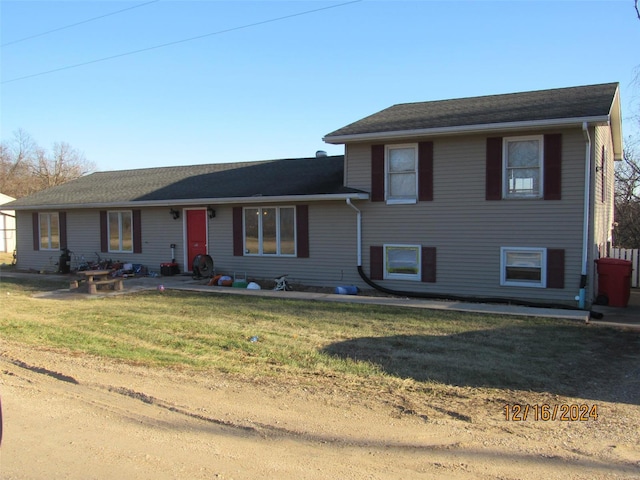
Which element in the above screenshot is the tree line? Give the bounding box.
[0,129,95,199]
[615,137,640,248]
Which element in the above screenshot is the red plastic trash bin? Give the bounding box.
[595,258,632,307]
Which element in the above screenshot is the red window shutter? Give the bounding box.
[547,249,565,289]
[59,211,67,249]
[233,207,243,256]
[371,145,385,202]
[370,246,383,280]
[421,246,436,283]
[486,137,503,200]
[132,210,142,253]
[100,211,108,253]
[544,134,562,200]
[32,212,40,251]
[418,141,434,201]
[296,205,309,258]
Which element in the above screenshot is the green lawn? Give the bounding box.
[1,274,638,404]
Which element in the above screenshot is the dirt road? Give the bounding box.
[1,341,639,479]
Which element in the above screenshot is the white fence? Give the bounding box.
[610,248,640,288]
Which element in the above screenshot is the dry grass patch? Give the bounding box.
[1,274,639,410]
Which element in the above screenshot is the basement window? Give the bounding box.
[500,247,546,287]
[384,244,421,281]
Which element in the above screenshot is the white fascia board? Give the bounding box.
[323,116,611,144]
[10,193,370,211]
[609,87,623,161]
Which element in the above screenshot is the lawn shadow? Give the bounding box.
[0,273,69,292]
[323,324,640,405]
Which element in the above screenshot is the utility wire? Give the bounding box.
[2,0,361,85]
[1,0,160,47]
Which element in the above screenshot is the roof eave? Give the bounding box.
[323,116,612,144]
[609,86,624,161]
[9,192,370,211]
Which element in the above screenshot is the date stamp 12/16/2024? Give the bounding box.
[504,404,598,422]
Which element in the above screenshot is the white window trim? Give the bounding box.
[39,212,59,251]
[243,206,297,257]
[500,247,547,288]
[384,244,421,281]
[385,143,418,205]
[108,210,133,253]
[503,135,544,199]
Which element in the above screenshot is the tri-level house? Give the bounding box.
[7,82,622,308]
[323,82,622,308]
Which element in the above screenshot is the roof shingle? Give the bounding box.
[324,82,619,140]
[8,155,364,209]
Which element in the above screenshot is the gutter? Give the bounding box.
[578,122,592,309]
[324,116,611,144]
[9,192,370,211]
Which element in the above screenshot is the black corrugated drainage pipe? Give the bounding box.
[357,266,603,319]
[344,198,601,319]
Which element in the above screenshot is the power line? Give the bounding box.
[1,0,362,85]
[1,0,160,48]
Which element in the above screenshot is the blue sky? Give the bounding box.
[1,0,639,172]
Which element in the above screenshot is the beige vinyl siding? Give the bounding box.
[135,208,185,270]
[209,202,360,286]
[593,125,615,249]
[15,212,59,271]
[345,143,372,192]
[75,208,185,273]
[590,125,616,299]
[13,203,359,285]
[346,128,588,304]
[14,208,187,273]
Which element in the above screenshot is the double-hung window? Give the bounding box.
[386,144,418,203]
[384,244,421,281]
[108,210,133,253]
[504,136,543,198]
[500,247,546,287]
[39,213,59,250]
[244,206,296,256]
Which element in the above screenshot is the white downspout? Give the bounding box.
[579,122,592,309]
[346,198,362,266]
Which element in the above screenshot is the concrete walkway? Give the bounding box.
[589,288,640,329]
[164,276,640,329]
[6,271,640,330]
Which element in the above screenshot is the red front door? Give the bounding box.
[186,209,207,271]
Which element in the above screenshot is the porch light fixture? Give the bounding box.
[207,206,216,219]
[170,208,180,220]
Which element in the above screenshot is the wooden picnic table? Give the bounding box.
[76,269,123,294]
[77,269,111,282]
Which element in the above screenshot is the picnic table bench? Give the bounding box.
[75,270,124,294]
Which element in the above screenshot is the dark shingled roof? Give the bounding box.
[324,82,619,140]
[8,155,365,209]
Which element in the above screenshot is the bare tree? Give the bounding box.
[0,130,95,198]
[614,145,640,247]
[34,141,92,189]
[0,129,39,198]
